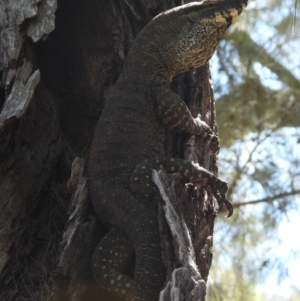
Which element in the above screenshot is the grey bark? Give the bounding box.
[153,170,206,301]
[0,0,219,300]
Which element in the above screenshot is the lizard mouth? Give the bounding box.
[186,0,247,24]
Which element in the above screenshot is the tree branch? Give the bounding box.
[232,189,300,208]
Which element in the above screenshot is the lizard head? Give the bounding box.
[148,0,248,79]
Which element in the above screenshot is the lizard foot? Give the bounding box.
[194,115,219,153]
[208,177,233,217]
[204,133,220,154]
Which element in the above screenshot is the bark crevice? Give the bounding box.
[0,1,218,300]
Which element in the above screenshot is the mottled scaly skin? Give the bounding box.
[89,1,247,300]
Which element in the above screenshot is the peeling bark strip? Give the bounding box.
[47,157,100,301]
[0,66,40,128]
[0,0,58,277]
[26,0,57,42]
[0,0,57,105]
[153,170,207,301]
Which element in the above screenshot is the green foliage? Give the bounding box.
[209,0,300,299]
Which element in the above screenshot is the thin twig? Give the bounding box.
[232,189,300,208]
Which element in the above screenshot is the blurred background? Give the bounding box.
[207,0,300,300]
[1,0,298,299]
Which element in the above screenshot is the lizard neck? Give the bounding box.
[118,50,173,85]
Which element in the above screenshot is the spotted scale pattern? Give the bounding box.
[154,81,220,152]
[130,157,232,216]
[130,158,211,202]
[91,228,134,299]
[89,1,247,300]
[89,180,166,301]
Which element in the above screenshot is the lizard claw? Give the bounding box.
[208,134,220,154]
[208,177,233,217]
[222,195,233,218]
[224,199,233,218]
[194,116,219,154]
[202,132,219,154]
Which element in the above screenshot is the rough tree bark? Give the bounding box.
[0,0,220,300]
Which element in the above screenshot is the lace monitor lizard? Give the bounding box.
[89,1,247,300]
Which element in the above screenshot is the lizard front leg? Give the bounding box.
[130,158,233,217]
[154,81,219,153]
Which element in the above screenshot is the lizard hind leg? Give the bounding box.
[130,157,233,216]
[130,157,213,203]
[91,227,135,300]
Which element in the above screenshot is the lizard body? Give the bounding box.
[89,1,247,300]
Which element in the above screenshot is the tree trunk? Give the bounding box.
[0,0,219,300]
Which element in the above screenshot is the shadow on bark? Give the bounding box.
[0,0,218,300]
